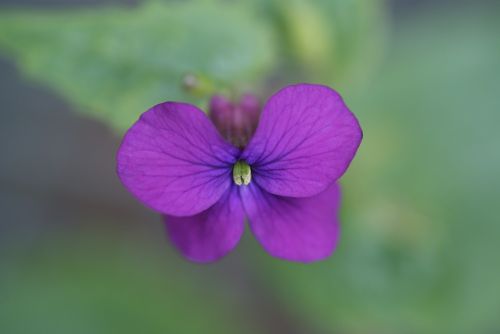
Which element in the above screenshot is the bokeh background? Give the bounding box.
[1,0,499,333]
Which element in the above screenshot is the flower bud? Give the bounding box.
[208,93,261,148]
[209,95,234,131]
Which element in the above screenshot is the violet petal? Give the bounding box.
[117,102,238,216]
[240,183,341,263]
[165,186,244,263]
[242,83,362,198]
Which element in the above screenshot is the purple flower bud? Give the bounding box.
[208,94,233,129]
[208,93,261,148]
[239,93,260,119]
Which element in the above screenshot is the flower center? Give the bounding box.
[232,160,251,186]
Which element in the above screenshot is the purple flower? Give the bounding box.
[117,83,362,263]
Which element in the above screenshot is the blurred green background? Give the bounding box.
[1,0,499,333]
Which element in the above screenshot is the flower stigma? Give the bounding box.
[232,160,251,186]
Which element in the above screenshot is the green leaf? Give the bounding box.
[0,225,255,334]
[0,1,276,131]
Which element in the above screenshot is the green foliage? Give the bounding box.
[257,0,387,89]
[252,6,500,334]
[0,0,387,132]
[0,226,254,334]
[0,1,276,131]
